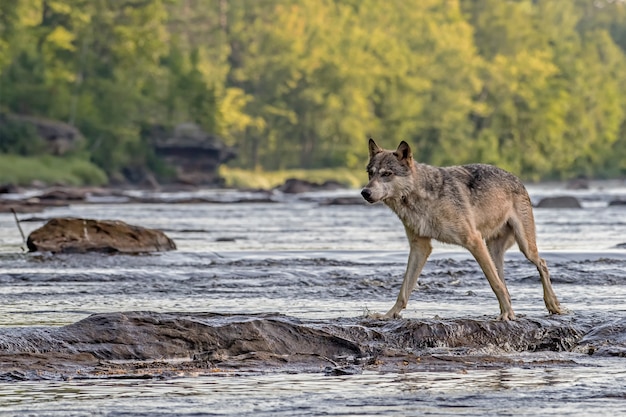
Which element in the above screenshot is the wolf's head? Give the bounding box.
[361,139,415,204]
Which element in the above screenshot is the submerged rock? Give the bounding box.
[0,183,20,194]
[0,200,58,214]
[0,311,595,381]
[319,197,367,206]
[276,178,346,194]
[26,218,176,253]
[37,188,87,201]
[566,177,590,190]
[535,196,582,209]
[575,317,626,356]
[0,187,126,213]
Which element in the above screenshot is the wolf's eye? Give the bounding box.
[381,171,392,177]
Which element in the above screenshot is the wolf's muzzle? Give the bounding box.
[361,188,374,203]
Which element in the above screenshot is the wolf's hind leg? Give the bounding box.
[510,215,562,314]
[486,226,516,304]
[466,233,516,320]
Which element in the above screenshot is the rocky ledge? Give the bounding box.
[0,311,612,381]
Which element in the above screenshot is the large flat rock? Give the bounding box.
[0,311,605,381]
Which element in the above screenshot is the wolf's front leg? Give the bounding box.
[372,236,432,319]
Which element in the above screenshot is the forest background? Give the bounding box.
[1,0,626,187]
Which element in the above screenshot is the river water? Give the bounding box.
[0,182,626,416]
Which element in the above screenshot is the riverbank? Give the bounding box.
[0,154,107,187]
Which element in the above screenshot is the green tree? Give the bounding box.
[165,0,262,165]
[463,0,626,179]
[2,0,626,182]
[358,0,481,166]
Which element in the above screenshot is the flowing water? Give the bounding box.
[0,182,626,416]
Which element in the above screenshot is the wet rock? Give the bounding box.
[566,177,589,190]
[129,196,276,204]
[535,196,582,209]
[324,365,363,376]
[37,188,87,201]
[0,187,129,213]
[320,197,367,206]
[215,236,242,242]
[26,218,176,253]
[575,318,626,356]
[67,312,362,362]
[2,186,278,211]
[0,199,66,214]
[364,317,585,352]
[276,178,346,194]
[0,183,20,194]
[0,312,364,379]
[0,312,594,381]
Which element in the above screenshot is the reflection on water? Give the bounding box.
[2,362,625,416]
[0,184,625,415]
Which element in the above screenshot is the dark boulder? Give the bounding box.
[320,196,367,206]
[150,123,236,186]
[37,188,87,201]
[575,317,626,356]
[276,178,346,194]
[0,201,52,214]
[535,196,582,209]
[566,177,590,190]
[609,199,626,207]
[26,217,176,253]
[0,187,123,213]
[0,184,20,194]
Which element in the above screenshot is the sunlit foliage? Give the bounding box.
[0,0,626,181]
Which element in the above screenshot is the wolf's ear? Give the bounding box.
[368,138,382,158]
[395,141,412,162]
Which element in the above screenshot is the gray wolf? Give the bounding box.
[360,139,562,320]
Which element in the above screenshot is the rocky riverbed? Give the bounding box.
[0,182,625,415]
[0,311,601,381]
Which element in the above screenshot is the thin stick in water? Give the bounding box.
[11,208,26,251]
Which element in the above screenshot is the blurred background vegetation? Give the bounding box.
[1,0,626,186]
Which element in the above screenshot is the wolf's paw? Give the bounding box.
[548,305,570,315]
[545,298,568,315]
[366,311,402,320]
[497,310,516,321]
